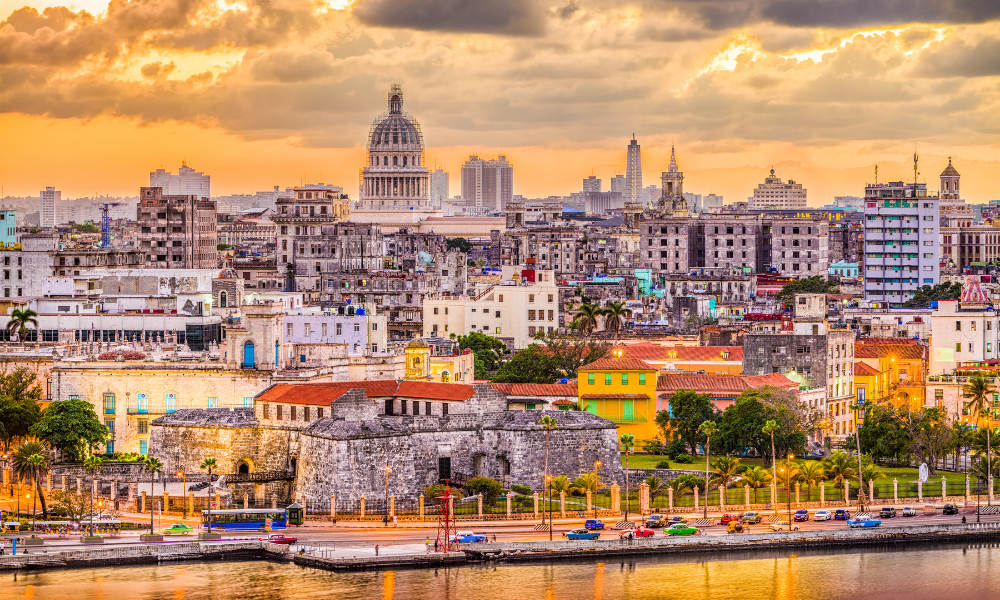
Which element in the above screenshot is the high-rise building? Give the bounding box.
[137,187,218,269]
[610,174,626,194]
[429,168,450,205]
[625,136,642,204]
[40,187,60,228]
[750,169,807,209]
[149,162,211,198]
[359,85,430,212]
[583,176,602,193]
[461,155,513,212]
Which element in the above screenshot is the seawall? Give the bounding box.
[0,541,277,572]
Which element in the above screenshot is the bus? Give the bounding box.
[79,519,122,535]
[201,509,287,532]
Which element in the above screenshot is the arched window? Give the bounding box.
[403,156,407,167]
[441,370,450,382]
[237,461,250,475]
[383,156,388,166]
[393,156,398,166]
[219,291,228,308]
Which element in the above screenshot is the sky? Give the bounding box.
[1,0,999,204]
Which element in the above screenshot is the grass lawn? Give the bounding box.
[622,453,769,471]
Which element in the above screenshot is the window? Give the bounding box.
[442,403,448,416]
[166,393,177,413]
[639,374,646,385]
[622,373,629,385]
[243,397,255,408]
[287,323,294,336]
[103,394,115,415]
[304,324,311,336]
[322,323,328,336]
[277,405,283,420]
[528,310,536,320]
[605,373,612,385]
[956,342,962,352]
[137,393,149,415]
[336,323,342,336]
[290,406,297,420]
[588,373,595,385]
[207,396,219,408]
[525,403,536,410]
[956,321,962,331]
[138,420,148,435]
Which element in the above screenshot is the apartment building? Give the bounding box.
[768,217,830,276]
[137,187,218,269]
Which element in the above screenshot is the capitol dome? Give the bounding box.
[359,84,431,211]
[367,84,424,153]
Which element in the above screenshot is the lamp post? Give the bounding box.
[384,465,391,527]
[594,461,601,518]
[26,492,31,532]
[177,471,186,519]
[785,454,794,531]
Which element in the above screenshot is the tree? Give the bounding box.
[741,466,772,504]
[465,476,504,506]
[200,457,218,533]
[662,389,716,455]
[491,345,562,383]
[620,433,635,523]
[6,308,39,341]
[698,420,718,518]
[539,415,558,525]
[799,461,826,501]
[144,456,163,534]
[902,282,963,307]
[965,375,994,481]
[83,455,103,536]
[775,276,839,307]
[602,302,632,344]
[822,452,858,499]
[446,237,473,253]
[573,304,604,335]
[775,461,801,491]
[0,368,43,453]
[457,332,509,373]
[859,458,886,488]
[549,475,571,495]
[570,472,604,496]
[763,419,780,494]
[715,394,772,458]
[709,456,742,490]
[49,489,91,523]
[31,399,109,462]
[643,475,666,498]
[670,474,706,495]
[26,453,44,529]
[533,331,611,379]
[12,439,49,517]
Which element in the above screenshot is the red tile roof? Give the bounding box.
[256,380,476,405]
[854,344,926,360]
[856,337,921,345]
[256,384,350,406]
[656,373,796,395]
[581,393,651,400]
[489,383,578,397]
[613,343,743,362]
[578,358,656,372]
[855,362,881,377]
[396,380,476,401]
[552,398,575,406]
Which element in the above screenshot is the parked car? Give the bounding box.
[719,514,738,525]
[834,509,851,520]
[564,528,601,540]
[452,531,487,543]
[162,523,194,535]
[902,506,917,517]
[741,512,763,524]
[770,520,800,532]
[664,523,700,536]
[793,509,810,522]
[814,510,832,521]
[259,533,297,544]
[847,517,882,528]
[726,521,746,534]
[584,519,605,530]
[646,514,667,528]
[923,504,938,515]
[880,507,897,519]
[667,515,688,524]
[943,503,959,515]
[619,528,655,539]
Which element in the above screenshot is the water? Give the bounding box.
[2,543,998,599]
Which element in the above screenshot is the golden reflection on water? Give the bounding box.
[382,571,395,600]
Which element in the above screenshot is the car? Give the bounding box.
[619,528,655,539]
[770,521,800,532]
[814,510,832,521]
[879,507,897,519]
[564,528,601,540]
[162,523,194,535]
[793,509,810,522]
[664,523,700,536]
[646,514,667,528]
[667,515,688,524]
[452,531,487,543]
[834,509,851,520]
[847,517,882,528]
[719,514,738,525]
[259,533,297,544]
[584,519,605,530]
[902,506,917,517]
[943,503,959,515]
[741,512,763,524]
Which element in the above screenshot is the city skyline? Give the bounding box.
[2,0,999,201]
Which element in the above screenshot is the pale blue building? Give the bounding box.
[830,260,858,278]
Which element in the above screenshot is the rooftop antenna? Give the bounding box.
[874,164,878,185]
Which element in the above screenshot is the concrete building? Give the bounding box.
[610,175,626,194]
[0,210,17,248]
[750,169,807,209]
[283,309,389,356]
[769,217,829,276]
[429,168,450,206]
[583,176,602,193]
[358,85,430,212]
[625,136,642,204]
[929,286,999,376]
[149,163,211,198]
[461,155,513,212]
[863,180,939,305]
[40,187,60,228]
[137,187,218,269]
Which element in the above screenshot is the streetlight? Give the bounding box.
[177,471,186,519]
[785,454,794,531]
[26,492,31,532]
[546,475,553,542]
[593,461,601,518]
[384,465,391,527]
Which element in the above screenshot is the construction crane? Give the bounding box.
[99,202,124,247]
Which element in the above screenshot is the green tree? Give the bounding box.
[859,458,885,488]
[715,394,772,458]
[144,456,163,533]
[763,419,780,487]
[446,237,473,253]
[12,440,49,518]
[491,344,562,383]
[663,389,716,455]
[698,420,718,517]
[539,415,558,525]
[457,331,509,375]
[533,331,611,379]
[573,303,604,335]
[642,475,666,498]
[775,276,839,307]
[548,475,571,495]
[709,456,742,490]
[83,456,103,536]
[6,308,39,341]
[902,282,963,307]
[822,452,858,499]
[26,453,44,529]
[464,476,504,506]
[0,368,43,453]
[602,302,632,344]
[741,466,772,504]
[620,433,635,522]
[49,488,91,523]
[798,461,826,501]
[200,457,218,533]
[670,474,706,495]
[570,472,604,495]
[30,398,109,462]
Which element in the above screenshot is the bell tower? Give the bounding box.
[940,157,960,201]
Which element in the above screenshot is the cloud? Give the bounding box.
[141,60,176,78]
[353,0,545,36]
[917,35,1000,77]
[759,0,1000,28]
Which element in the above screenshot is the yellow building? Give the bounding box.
[578,356,659,443]
[854,342,927,409]
[404,340,476,384]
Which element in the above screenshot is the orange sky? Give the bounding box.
[2,1,999,203]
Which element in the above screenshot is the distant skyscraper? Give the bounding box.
[462,155,514,212]
[750,168,807,209]
[429,168,450,205]
[625,136,642,204]
[150,161,211,198]
[610,174,626,194]
[40,186,60,228]
[582,175,602,193]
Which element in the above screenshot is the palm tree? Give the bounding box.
[200,457,218,533]
[965,375,994,489]
[574,304,604,335]
[6,307,39,342]
[859,460,885,489]
[602,302,633,344]
[762,419,780,510]
[144,456,163,535]
[83,455,103,537]
[822,452,858,500]
[709,456,742,490]
[742,466,772,504]
[620,433,635,523]
[12,440,49,518]
[570,472,604,496]
[538,415,558,526]
[698,420,718,518]
[549,475,571,495]
[799,461,826,501]
[643,475,666,498]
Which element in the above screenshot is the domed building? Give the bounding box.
[358,85,431,211]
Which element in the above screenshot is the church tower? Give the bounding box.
[940,157,960,201]
[659,145,686,215]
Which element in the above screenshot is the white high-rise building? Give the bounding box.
[40,187,60,228]
[750,168,807,209]
[429,168,450,205]
[610,174,626,194]
[625,137,642,204]
[582,176,601,193]
[461,155,513,212]
[149,162,211,198]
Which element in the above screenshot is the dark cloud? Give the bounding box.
[353,0,545,36]
[2,6,80,34]
[917,36,1000,77]
[249,50,336,83]
[140,61,176,78]
[760,0,1000,28]
[555,1,580,19]
[639,25,714,42]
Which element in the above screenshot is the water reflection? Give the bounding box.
[2,544,999,600]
